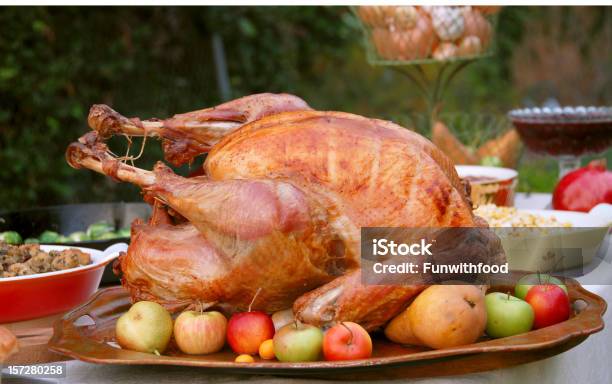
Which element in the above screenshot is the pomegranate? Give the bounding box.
[552,160,612,212]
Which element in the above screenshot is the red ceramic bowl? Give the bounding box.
[0,243,127,323]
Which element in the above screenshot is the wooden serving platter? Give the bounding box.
[48,274,606,380]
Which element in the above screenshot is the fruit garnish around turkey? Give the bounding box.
[273,322,324,362]
[227,311,275,355]
[227,289,276,355]
[323,322,372,361]
[525,284,571,329]
[174,310,227,355]
[385,285,487,349]
[515,273,567,300]
[115,301,173,355]
[484,292,534,338]
[258,339,275,360]
[234,354,254,363]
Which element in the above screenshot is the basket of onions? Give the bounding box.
[355,6,499,64]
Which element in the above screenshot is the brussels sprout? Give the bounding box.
[24,238,40,244]
[56,235,70,243]
[97,231,119,240]
[68,231,89,242]
[86,221,114,239]
[480,156,503,167]
[117,228,131,238]
[0,231,22,244]
[39,230,60,243]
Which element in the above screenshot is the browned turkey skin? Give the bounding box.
[66,93,503,330]
[87,93,310,167]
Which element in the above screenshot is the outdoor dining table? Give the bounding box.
[4,192,611,384]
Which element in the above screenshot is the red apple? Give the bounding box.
[227,311,275,354]
[323,322,372,361]
[515,273,567,300]
[173,310,227,355]
[525,284,570,329]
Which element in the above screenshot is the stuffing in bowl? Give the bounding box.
[0,243,127,323]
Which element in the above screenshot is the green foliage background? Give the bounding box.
[0,6,609,211]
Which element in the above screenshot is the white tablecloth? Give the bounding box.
[4,193,611,384]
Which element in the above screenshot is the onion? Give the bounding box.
[462,9,492,48]
[433,42,458,60]
[391,6,418,28]
[430,6,464,41]
[406,12,437,59]
[457,36,482,57]
[372,27,393,59]
[552,159,612,212]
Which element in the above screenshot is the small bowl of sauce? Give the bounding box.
[455,165,518,207]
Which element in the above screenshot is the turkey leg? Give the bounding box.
[67,131,317,240]
[88,93,311,166]
[67,132,348,311]
[66,132,156,186]
[293,269,426,331]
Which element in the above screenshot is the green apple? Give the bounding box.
[116,301,173,354]
[485,292,534,338]
[515,274,568,300]
[273,322,323,362]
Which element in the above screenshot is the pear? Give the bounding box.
[116,301,173,354]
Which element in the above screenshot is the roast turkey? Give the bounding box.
[66,93,503,330]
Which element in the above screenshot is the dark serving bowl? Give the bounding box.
[0,203,150,283]
[508,106,612,156]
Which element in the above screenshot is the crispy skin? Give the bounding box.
[161,93,311,166]
[88,93,311,166]
[293,270,426,331]
[203,110,479,329]
[120,166,350,313]
[207,111,475,257]
[121,219,344,313]
[118,221,224,311]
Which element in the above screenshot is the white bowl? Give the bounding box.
[494,209,610,272]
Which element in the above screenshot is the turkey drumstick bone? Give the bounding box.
[87,104,241,167]
[87,93,312,166]
[66,131,316,241]
[88,104,240,141]
[66,131,156,187]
